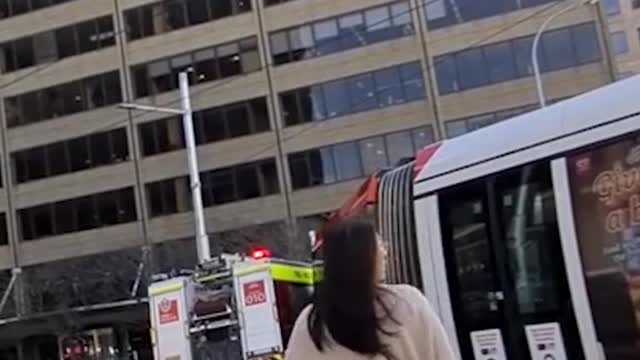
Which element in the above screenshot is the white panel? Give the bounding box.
[416,112,640,196]
[417,195,462,360]
[551,158,601,360]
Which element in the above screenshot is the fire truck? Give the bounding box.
[148,251,319,360]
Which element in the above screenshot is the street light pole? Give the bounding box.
[119,71,211,264]
[179,72,211,264]
[532,0,600,107]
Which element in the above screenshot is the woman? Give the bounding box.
[285,218,456,359]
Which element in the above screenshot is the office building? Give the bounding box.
[0,0,614,358]
[600,0,640,78]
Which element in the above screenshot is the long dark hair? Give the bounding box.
[308,218,397,358]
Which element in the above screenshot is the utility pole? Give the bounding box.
[119,70,211,264]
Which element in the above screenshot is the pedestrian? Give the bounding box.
[285,218,457,360]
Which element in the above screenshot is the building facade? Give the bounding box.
[601,0,640,78]
[0,0,615,358]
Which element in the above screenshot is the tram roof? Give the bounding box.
[415,74,640,193]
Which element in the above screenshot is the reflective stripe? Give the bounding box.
[235,264,271,276]
[149,283,182,296]
[271,263,316,285]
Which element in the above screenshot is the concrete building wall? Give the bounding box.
[0,0,614,276]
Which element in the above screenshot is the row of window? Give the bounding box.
[5,71,122,127]
[281,61,425,126]
[124,0,250,41]
[132,37,260,98]
[139,97,270,157]
[435,23,601,95]
[147,159,279,217]
[19,188,137,241]
[425,0,556,30]
[289,126,434,190]
[0,15,114,74]
[0,0,73,20]
[0,214,6,245]
[445,104,538,138]
[13,128,129,183]
[270,2,413,66]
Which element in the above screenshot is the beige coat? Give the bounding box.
[285,284,457,360]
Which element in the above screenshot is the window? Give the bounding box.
[12,128,129,183]
[19,188,137,241]
[0,0,75,19]
[147,159,279,216]
[132,37,259,98]
[0,214,8,246]
[610,31,629,55]
[6,71,122,127]
[435,22,601,95]
[601,0,620,16]
[280,62,426,126]
[445,102,540,138]
[425,0,554,30]
[567,132,640,358]
[289,126,435,190]
[125,0,251,41]
[139,97,270,156]
[634,0,640,9]
[269,2,414,66]
[0,16,114,74]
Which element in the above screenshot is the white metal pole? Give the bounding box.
[179,72,211,264]
[532,0,596,108]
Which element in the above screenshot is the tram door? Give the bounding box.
[438,162,583,359]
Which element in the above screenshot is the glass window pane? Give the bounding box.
[227,105,250,137]
[14,37,34,69]
[84,75,106,109]
[601,0,620,16]
[236,165,260,200]
[166,1,187,30]
[54,200,76,234]
[240,38,260,72]
[90,132,111,166]
[69,137,90,171]
[132,66,149,97]
[309,85,326,121]
[386,131,414,165]
[250,98,270,132]
[572,23,601,64]
[209,170,236,205]
[103,71,122,105]
[412,127,434,151]
[289,154,311,189]
[364,6,393,43]
[289,25,314,61]
[391,2,412,27]
[446,120,468,138]
[313,20,340,55]
[400,62,425,101]
[456,48,488,90]
[97,192,119,225]
[47,142,69,176]
[359,136,388,174]
[435,55,458,94]
[26,147,47,180]
[309,148,337,185]
[513,36,535,77]
[33,31,58,64]
[218,43,242,77]
[77,21,99,53]
[55,26,77,59]
[21,92,42,124]
[323,79,350,118]
[194,49,218,83]
[258,160,279,195]
[375,67,404,106]
[333,142,362,180]
[76,196,98,231]
[97,16,115,48]
[339,13,366,48]
[467,113,497,132]
[349,73,377,112]
[483,41,516,83]
[209,0,232,19]
[187,0,209,25]
[148,60,173,94]
[542,28,574,71]
[610,31,629,55]
[280,91,302,126]
[201,109,226,142]
[271,31,290,65]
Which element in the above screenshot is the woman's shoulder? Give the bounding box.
[379,284,435,317]
[382,284,426,301]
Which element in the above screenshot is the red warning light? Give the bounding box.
[250,247,271,260]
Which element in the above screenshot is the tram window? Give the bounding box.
[567,132,640,358]
[495,163,562,315]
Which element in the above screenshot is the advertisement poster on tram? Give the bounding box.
[568,132,640,358]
